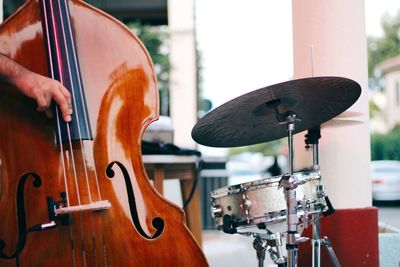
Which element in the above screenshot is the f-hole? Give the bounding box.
[106,161,164,239]
[0,172,42,260]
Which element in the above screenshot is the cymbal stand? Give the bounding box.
[305,127,340,267]
[271,106,304,267]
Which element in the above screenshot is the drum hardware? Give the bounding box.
[219,218,288,266]
[253,235,268,267]
[305,127,340,267]
[240,193,253,224]
[222,214,238,234]
[276,111,305,267]
[211,170,323,231]
[252,232,287,267]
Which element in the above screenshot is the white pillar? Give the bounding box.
[292,0,371,208]
[168,0,197,149]
[0,0,3,22]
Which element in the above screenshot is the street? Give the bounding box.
[377,203,400,229]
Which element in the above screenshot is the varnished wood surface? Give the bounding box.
[0,0,208,266]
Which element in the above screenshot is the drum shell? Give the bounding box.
[211,172,324,229]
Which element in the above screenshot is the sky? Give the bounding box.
[195,0,400,110]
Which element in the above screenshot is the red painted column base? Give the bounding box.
[298,207,379,267]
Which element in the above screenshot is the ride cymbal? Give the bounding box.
[192,76,361,147]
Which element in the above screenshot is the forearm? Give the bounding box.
[0,53,33,89]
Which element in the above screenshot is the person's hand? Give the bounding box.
[17,71,73,122]
[0,54,72,122]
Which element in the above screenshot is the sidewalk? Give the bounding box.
[202,220,400,267]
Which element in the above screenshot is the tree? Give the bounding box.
[368,10,400,90]
[129,23,170,116]
[371,126,400,160]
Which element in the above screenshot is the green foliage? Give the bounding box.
[369,99,381,118]
[368,11,400,89]
[371,126,400,160]
[228,139,285,156]
[128,22,170,115]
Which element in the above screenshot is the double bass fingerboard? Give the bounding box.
[40,0,92,143]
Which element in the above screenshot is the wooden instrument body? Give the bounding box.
[0,1,208,266]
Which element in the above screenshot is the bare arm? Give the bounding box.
[0,53,72,122]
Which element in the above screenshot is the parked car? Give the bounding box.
[371,160,400,201]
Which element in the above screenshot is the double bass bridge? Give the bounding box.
[54,200,112,215]
[47,193,111,222]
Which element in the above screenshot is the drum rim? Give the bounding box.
[211,170,321,198]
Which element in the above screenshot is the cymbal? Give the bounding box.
[192,76,361,147]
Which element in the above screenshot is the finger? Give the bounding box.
[52,88,72,122]
[36,95,50,111]
[59,85,72,107]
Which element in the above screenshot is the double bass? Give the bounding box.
[0,0,208,266]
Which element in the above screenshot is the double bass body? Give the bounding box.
[0,0,208,266]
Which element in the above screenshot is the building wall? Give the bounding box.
[384,70,400,131]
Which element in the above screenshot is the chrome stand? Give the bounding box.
[252,232,287,267]
[253,235,267,267]
[305,128,341,267]
[278,112,303,267]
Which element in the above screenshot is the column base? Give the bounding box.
[298,207,379,267]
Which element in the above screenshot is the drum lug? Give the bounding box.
[240,194,252,223]
[316,184,326,198]
[240,194,252,211]
[211,204,222,218]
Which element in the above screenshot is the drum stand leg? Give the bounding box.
[321,237,341,267]
[311,217,322,267]
[312,217,341,267]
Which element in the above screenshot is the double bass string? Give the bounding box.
[41,1,78,265]
[47,0,82,207]
[58,0,107,264]
[57,0,95,205]
[41,0,71,208]
[43,0,87,265]
[62,0,103,201]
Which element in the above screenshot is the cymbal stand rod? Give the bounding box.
[305,127,321,169]
[306,127,323,267]
[281,114,300,267]
[288,123,295,174]
[311,142,322,267]
[312,144,319,167]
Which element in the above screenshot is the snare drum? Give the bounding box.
[211,170,325,230]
